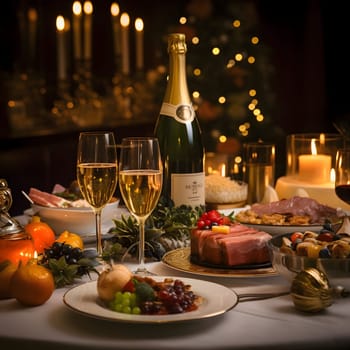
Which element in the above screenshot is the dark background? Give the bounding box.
[1,0,348,133]
[0,0,349,215]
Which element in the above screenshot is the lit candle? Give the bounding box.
[220,163,226,177]
[72,1,82,60]
[56,15,67,81]
[135,17,144,71]
[83,1,93,60]
[298,138,331,184]
[120,12,130,75]
[111,3,121,60]
[28,8,38,63]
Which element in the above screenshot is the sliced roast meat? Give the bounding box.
[251,196,338,224]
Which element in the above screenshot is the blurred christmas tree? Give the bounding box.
[165,0,284,159]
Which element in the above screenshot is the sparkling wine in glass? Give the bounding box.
[335,148,350,206]
[77,132,118,257]
[118,137,163,275]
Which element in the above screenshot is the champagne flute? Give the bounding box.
[335,148,350,206]
[118,137,163,275]
[76,132,118,257]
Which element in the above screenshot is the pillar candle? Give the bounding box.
[111,3,121,59]
[83,1,93,60]
[298,154,331,184]
[135,18,144,71]
[72,1,82,60]
[28,8,38,63]
[56,16,67,81]
[120,12,130,75]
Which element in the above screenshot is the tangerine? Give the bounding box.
[25,216,56,254]
[56,230,84,249]
[0,260,18,299]
[10,259,55,306]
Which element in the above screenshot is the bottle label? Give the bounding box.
[160,102,195,124]
[171,172,205,207]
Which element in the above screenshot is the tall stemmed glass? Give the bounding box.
[77,132,118,257]
[118,137,163,275]
[335,148,350,207]
[335,148,350,231]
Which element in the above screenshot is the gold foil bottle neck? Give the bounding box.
[168,33,187,54]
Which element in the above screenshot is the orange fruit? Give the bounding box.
[10,259,55,306]
[25,216,56,254]
[0,260,18,299]
[56,230,84,249]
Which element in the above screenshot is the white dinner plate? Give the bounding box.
[63,278,238,324]
[241,223,324,236]
[223,207,324,235]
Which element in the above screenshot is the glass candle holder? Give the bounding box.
[286,133,344,184]
[205,152,229,177]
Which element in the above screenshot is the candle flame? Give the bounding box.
[120,12,130,27]
[56,16,65,31]
[220,164,226,177]
[330,168,335,183]
[73,1,82,16]
[320,133,326,145]
[135,18,144,31]
[83,1,93,15]
[28,8,38,21]
[111,3,120,17]
[311,138,317,155]
[34,250,38,259]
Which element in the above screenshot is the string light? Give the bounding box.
[212,47,220,55]
[251,36,259,45]
[192,36,199,45]
[232,19,240,28]
[248,56,255,64]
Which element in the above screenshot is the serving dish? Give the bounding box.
[268,232,350,290]
[63,278,238,323]
[219,207,324,235]
[162,247,277,278]
[242,223,324,236]
[31,200,119,236]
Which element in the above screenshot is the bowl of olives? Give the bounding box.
[267,218,350,290]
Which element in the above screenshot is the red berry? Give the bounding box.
[122,279,135,293]
[197,220,206,229]
[207,210,221,222]
[290,232,303,243]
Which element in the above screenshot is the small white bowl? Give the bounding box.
[31,200,120,237]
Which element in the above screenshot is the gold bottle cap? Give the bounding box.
[168,33,187,54]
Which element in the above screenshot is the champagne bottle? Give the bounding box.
[154,33,205,208]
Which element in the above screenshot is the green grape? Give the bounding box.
[115,303,124,313]
[114,291,123,303]
[122,298,130,307]
[132,306,141,315]
[129,293,136,307]
[122,306,132,314]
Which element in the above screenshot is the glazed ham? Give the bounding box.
[251,196,338,224]
[191,223,272,266]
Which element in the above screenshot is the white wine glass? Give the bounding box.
[118,137,163,275]
[76,131,118,258]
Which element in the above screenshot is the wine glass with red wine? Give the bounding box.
[335,148,350,207]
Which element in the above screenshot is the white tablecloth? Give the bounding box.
[1,260,350,350]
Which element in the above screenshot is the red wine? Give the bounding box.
[335,184,350,205]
